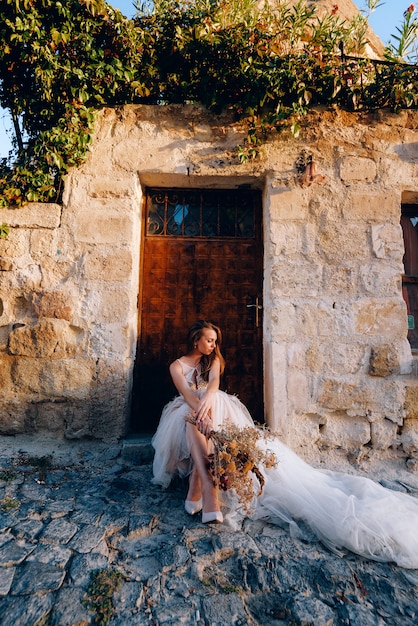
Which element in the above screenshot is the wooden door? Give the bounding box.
[401,206,418,349]
[131,188,263,433]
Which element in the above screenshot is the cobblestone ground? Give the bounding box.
[0,436,417,626]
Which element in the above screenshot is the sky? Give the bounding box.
[0,0,412,159]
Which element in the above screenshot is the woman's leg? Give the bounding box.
[186,423,220,513]
[186,466,202,502]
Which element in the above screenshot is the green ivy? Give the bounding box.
[0,0,416,205]
[0,223,10,238]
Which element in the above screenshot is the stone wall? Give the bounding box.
[0,183,141,440]
[0,104,417,465]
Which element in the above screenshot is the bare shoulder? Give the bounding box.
[169,359,182,374]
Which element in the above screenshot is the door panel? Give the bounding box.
[131,189,263,433]
[401,208,418,349]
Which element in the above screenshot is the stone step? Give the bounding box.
[120,435,154,465]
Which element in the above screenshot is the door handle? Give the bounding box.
[247,296,263,328]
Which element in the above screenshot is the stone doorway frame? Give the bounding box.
[133,172,282,433]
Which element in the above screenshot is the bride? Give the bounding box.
[152,320,418,569]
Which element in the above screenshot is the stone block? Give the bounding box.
[400,418,418,456]
[74,211,134,244]
[201,594,248,626]
[84,248,134,282]
[354,299,407,337]
[70,197,134,215]
[0,596,53,626]
[11,358,94,399]
[287,414,322,449]
[359,261,403,296]
[121,437,155,465]
[404,384,418,420]
[96,288,134,324]
[371,224,404,260]
[0,325,10,349]
[0,287,16,327]
[294,302,336,338]
[287,370,309,412]
[264,341,287,435]
[90,322,134,359]
[268,187,309,221]
[322,265,358,296]
[26,544,72,569]
[0,540,36,566]
[271,261,322,298]
[271,222,315,257]
[270,300,297,338]
[30,229,57,260]
[32,402,66,436]
[32,290,74,321]
[62,402,93,439]
[11,561,66,595]
[50,587,93,626]
[339,156,377,182]
[0,401,26,434]
[318,413,370,450]
[12,262,43,292]
[369,345,400,377]
[320,378,404,424]
[319,379,372,412]
[345,190,400,222]
[0,567,15,596]
[12,294,34,320]
[317,222,369,261]
[40,518,78,545]
[0,354,13,393]
[307,342,366,376]
[370,418,398,450]
[0,228,28,258]
[68,525,107,553]
[8,319,82,358]
[0,203,61,228]
[398,338,414,375]
[88,177,136,198]
[87,360,131,439]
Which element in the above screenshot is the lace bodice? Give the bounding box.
[177,359,207,390]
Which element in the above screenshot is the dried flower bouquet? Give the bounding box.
[185,414,278,512]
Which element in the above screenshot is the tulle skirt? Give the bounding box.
[152,390,418,569]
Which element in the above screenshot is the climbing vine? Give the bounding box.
[0,0,417,206]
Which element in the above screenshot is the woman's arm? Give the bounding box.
[194,357,220,436]
[169,360,200,414]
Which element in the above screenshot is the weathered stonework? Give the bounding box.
[0,104,417,465]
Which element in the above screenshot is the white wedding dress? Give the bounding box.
[152,361,418,569]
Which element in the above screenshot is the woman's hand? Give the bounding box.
[196,411,213,438]
[195,393,214,437]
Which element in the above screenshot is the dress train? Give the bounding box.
[152,363,418,569]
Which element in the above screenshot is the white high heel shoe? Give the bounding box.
[202,511,223,524]
[185,499,203,515]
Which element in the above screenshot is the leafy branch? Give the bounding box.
[385,5,417,63]
[0,0,417,205]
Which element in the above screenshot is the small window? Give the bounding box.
[401,203,418,350]
[145,189,256,238]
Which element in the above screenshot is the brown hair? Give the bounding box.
[186,320,225,381]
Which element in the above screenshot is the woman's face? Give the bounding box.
[195,328,217,355]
